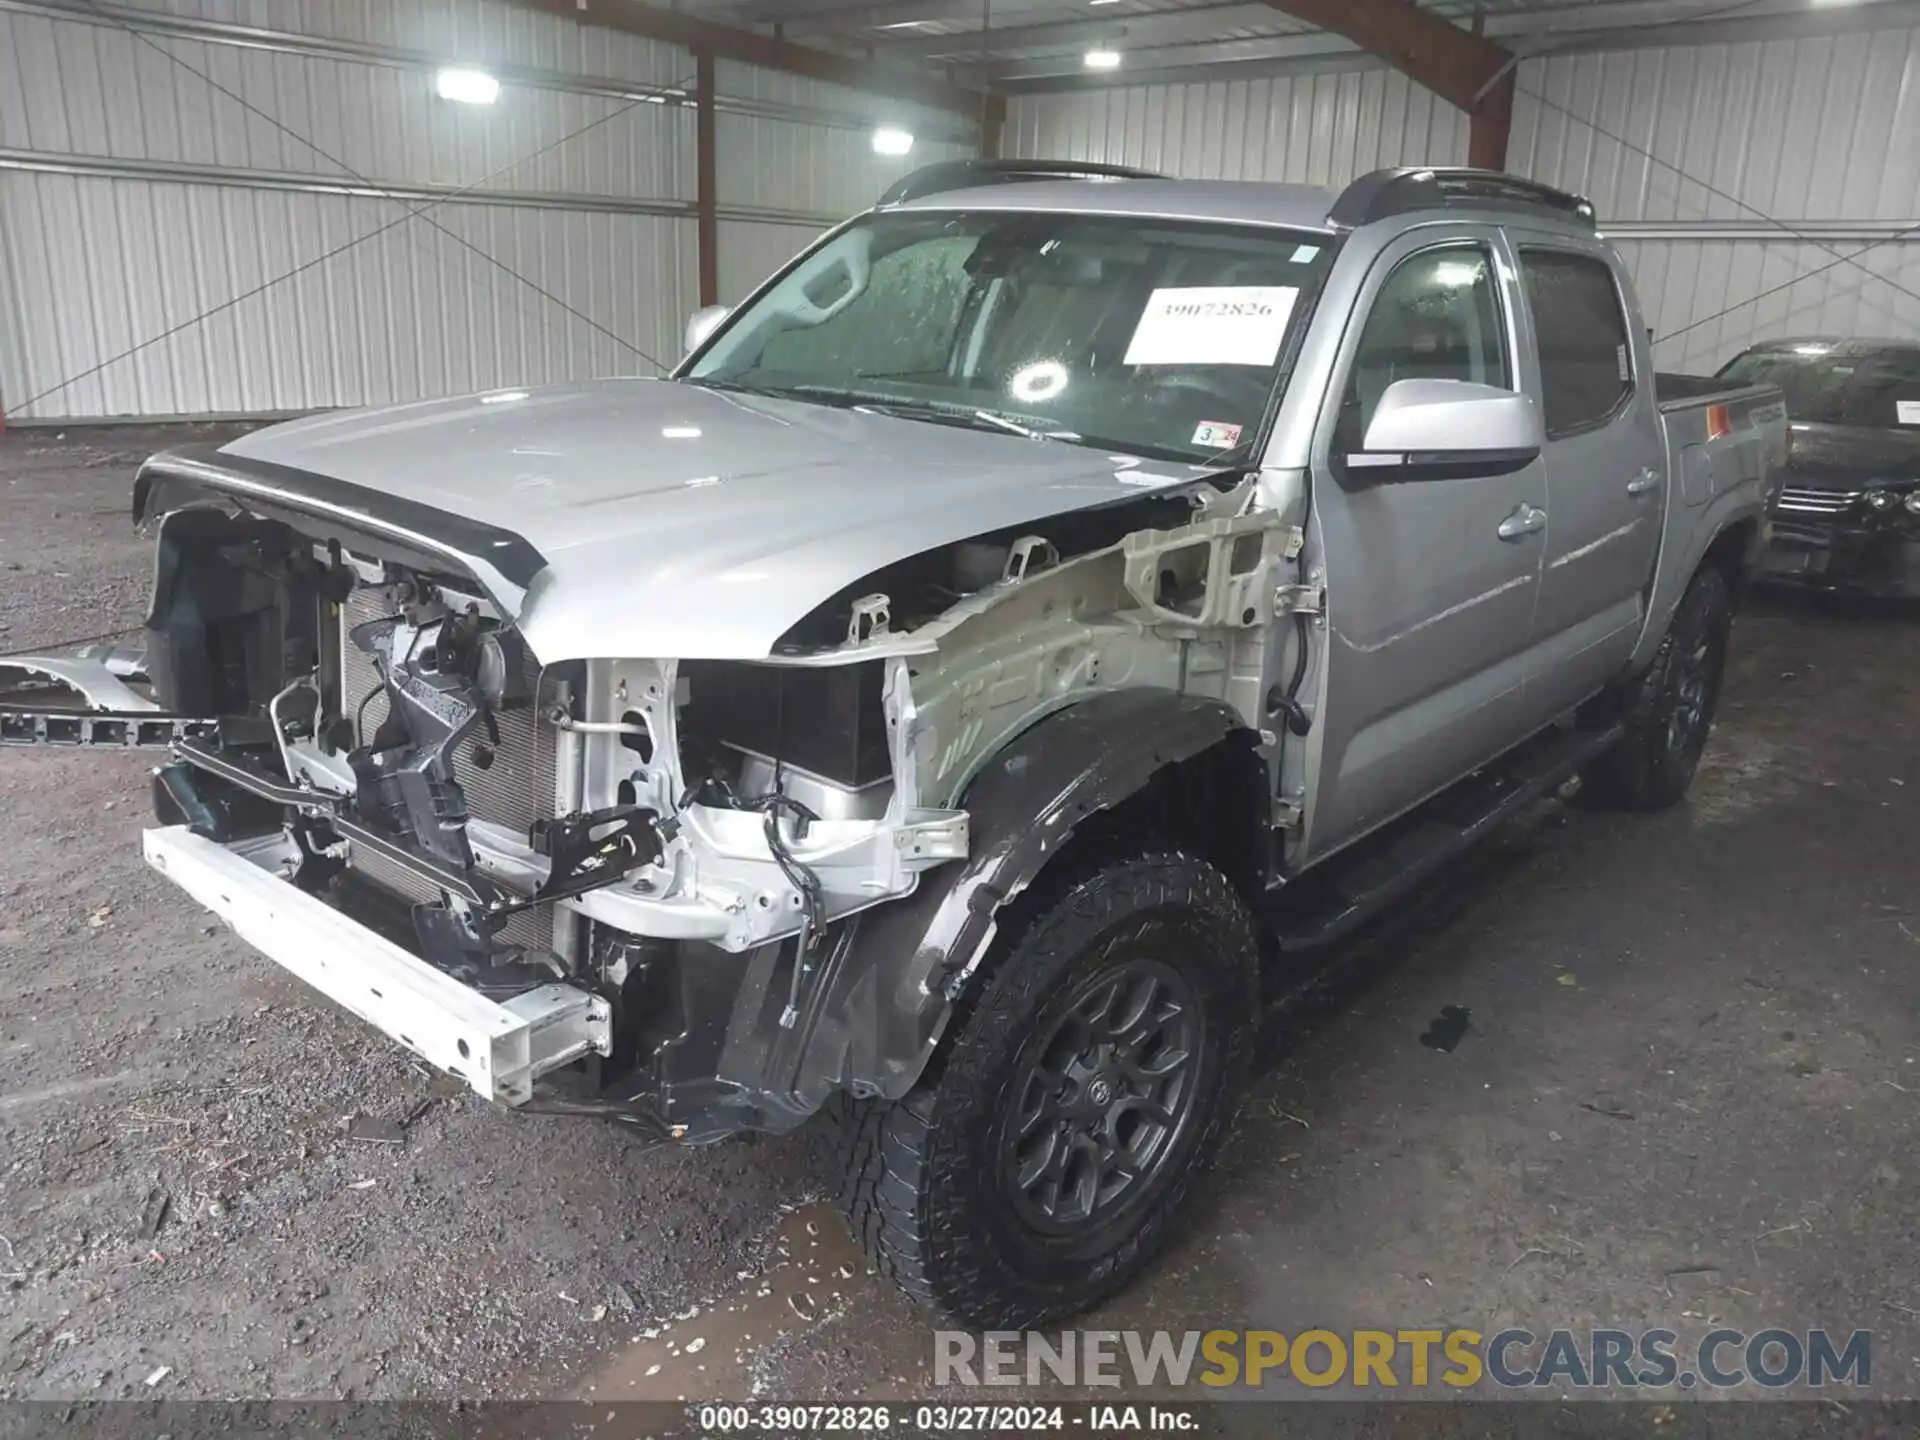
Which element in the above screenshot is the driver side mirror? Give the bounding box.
[1347,379,1543,481]
[684,303,731,355]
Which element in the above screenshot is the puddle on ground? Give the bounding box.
[585,1201,885,1401]
[1419,1004,1471,1052]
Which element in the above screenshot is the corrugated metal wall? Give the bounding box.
[0,0,977,421]
[1003,69,1469,187]
[1511,24,1920,371]
[0,0,698,419]
[711,59,973,305]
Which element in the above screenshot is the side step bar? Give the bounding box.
[1273,722,1624,958]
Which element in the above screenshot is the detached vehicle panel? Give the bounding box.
[0,164,1784,1327]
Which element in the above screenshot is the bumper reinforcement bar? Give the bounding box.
[143,825,611,1105]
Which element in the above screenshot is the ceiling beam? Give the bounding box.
[510,0,986,117]
[1256,0,1510,116]
[719,0,983,33]
[875,4,1270,63]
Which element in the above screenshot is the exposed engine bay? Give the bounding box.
[0,440,1297,1138]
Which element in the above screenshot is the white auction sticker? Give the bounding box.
[1897,399,1920,425]
[1191,421,1243,449]
[1125,286,1300,367]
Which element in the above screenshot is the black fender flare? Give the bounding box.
[774,688,1256,1113]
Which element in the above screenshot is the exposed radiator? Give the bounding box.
[337,588,556,956]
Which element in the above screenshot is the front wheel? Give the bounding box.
[828,852,1257,1328]
[1580,565,1733,812]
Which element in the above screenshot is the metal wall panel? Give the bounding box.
[1614,235,1920,374]
[0,0,700,419]
[0,168,697,417]
[1511,25,1920,369]
[88,0,688,89]
[707,57,974,314]
[712,58,974,222]
[1002,70,1469,185]
[715,219,827,309]
[0,8,693,199]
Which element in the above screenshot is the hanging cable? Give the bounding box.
[20,5,700,413]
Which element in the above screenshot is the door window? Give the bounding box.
[1518,250,1634,437]
[1337,245,1508,451]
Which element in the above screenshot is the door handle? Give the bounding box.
[1627,467,1661,495]
[1497,503,1547,541]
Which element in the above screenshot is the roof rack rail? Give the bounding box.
[1329,167,1596,230]
[878,159,1164,207]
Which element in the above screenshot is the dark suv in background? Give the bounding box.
[1721,339,1920,594]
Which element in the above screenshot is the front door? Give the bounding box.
[1507,236,1667,719]
[1304,227,1549,859]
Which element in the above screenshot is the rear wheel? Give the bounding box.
[827,852,1257,1327]
[1580,566,1733,812]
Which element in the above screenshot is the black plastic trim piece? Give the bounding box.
[1329,167,1596,231]
[133,444,550,602]
[879,158,1164,206]
[1343,447,1541,483]
[167,737,502,909]
[765,689,1255,1119]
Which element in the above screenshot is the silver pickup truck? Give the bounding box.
[2,163,1785,1327]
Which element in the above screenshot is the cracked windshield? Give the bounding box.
[686,208,1331,464]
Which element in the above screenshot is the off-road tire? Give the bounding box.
[824,852,1257,1328]
[1580,566,1733,812]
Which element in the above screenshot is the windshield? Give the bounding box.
[1719,346,1920,430]
[683,209,1333,464]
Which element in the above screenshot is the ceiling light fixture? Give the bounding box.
[434,67,501,104]
[872,126,916,156]
[1084,48,1123,71]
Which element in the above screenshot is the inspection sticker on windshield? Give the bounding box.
[1125,286,1300,367]
[1191,421,1243,449]
[1898,400,1920,425]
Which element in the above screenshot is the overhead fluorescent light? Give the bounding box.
[872,127,916,156]
[1084,48,1123,71]
[435,67,500,105]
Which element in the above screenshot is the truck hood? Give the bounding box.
[1781,421,1920,490]
[206,378,1217,662]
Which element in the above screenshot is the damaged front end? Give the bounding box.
[9,435,1284,1143]
[9,447,973,1139]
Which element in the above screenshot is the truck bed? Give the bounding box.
[1655,371,1772,408]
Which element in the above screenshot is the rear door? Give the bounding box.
[1305,226,1549,857]
[1508,237,1666,718]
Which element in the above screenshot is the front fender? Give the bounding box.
[776,688,1252,1111]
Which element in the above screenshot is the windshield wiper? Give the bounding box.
[680,376,789,399]
[967,410,1081,443]
[788,389,1079,443]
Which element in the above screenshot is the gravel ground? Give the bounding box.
[4,425,1918,1412]
[0,426,815,1400]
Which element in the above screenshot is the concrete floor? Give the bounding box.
[3,426,1917,1411]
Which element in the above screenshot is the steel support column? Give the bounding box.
[1261,0,1515,169]
[696,52,719,307]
